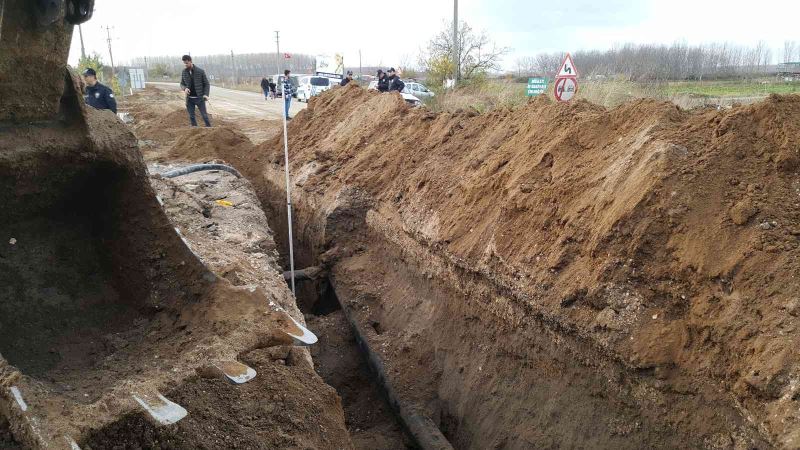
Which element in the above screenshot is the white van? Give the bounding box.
[296,76,337,102]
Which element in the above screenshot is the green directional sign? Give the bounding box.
[527,77,548,96]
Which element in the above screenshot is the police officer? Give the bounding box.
[376,69,389,92]
[386,68,405,92]
[82,68,117,114]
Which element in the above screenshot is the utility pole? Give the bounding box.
[359,49,363,81]
[453,0,459,82]
[230,50,236,84]
[275,31,280,73]
[103,25,116,80]
[78,24,86,59]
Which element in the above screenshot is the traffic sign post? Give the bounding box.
[554,77,577,102]
[554,53,579,102]
[526,77,548,96]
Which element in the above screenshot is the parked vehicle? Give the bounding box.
[402,81,434,98]
[401,92,423,107]
[271,74,307,98]
[368,80,423,106]
[296,76,337,102]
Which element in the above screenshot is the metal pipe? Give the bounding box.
[161,164,242,179]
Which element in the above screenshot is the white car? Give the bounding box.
[296,76,337,102]
[367,80,423,106]
[402,81,434,98]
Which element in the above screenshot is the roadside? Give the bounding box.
[146,81,306,121]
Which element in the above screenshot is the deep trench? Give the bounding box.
[250,166,758,450]
[289,275,416,449]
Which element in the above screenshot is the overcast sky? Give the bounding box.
[68,0,800,71]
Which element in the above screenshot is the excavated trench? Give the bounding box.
[242,160,771,450]
[294,277,415,449]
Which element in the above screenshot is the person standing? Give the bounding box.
[179,55,211,127]
[82,68,117,114]
[340,71,354,86]
[260,77,270,100]
[376,69,389,92]
[269,78,277,99]
[282,69,295,120]
[387,67,405,92]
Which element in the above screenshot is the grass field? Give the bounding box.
[663,79,800,97]
[426,77,800,112]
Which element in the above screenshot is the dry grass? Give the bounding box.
[425,80,528,113]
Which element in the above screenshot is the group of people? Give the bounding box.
[375,67,404,93]
[260,77,278,99]
[80,54,406,127]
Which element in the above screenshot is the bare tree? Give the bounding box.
[422,20,509,80]
[515,41,779,82]
[785,41,798,63]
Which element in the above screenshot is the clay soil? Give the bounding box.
[117,85,800,448]
[269,87,800,448]
[0,89,352,447]
[107,89,408,449]
[306,306,415,449]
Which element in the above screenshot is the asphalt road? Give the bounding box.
[147,81,306,120]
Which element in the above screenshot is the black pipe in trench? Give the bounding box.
[326,276,454,450]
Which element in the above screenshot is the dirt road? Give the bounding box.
[148,81,306,121]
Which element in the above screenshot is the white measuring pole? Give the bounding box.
[281,79,297,296]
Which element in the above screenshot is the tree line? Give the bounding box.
[127,52,317,82]
[515,41,798,81]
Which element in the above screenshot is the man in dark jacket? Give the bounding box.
[260,77,270,99]
[376,69,389,92]
[340,71,354,86]
[82,68,117,113]
[269,79,277,98]
[387,68,405,92]
[179,55,211,127]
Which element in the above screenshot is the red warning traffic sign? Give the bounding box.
[554,53,579,102]
[556,53,579,78]
[554,77,578,102]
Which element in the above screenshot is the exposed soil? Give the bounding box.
[100,85,800,448]
[304,295,415,449]
[118,88,413,450]
[249,87,799,448]
[82,347,350,450]
[0,416,22,449]
[0,89,350,447]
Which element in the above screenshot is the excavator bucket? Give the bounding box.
[0,2,315,448]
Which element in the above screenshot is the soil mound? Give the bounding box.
[254,86,800,446]
[169,126,255,161]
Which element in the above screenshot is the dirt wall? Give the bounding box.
[251,86,800,447]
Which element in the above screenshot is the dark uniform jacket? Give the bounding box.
[376,76,389,92]
[388,75,405,92]
[180,65,210,97]
[85,82,117,113]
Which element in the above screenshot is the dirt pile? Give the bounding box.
[252,85,800,446]
[168,126,255,161]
